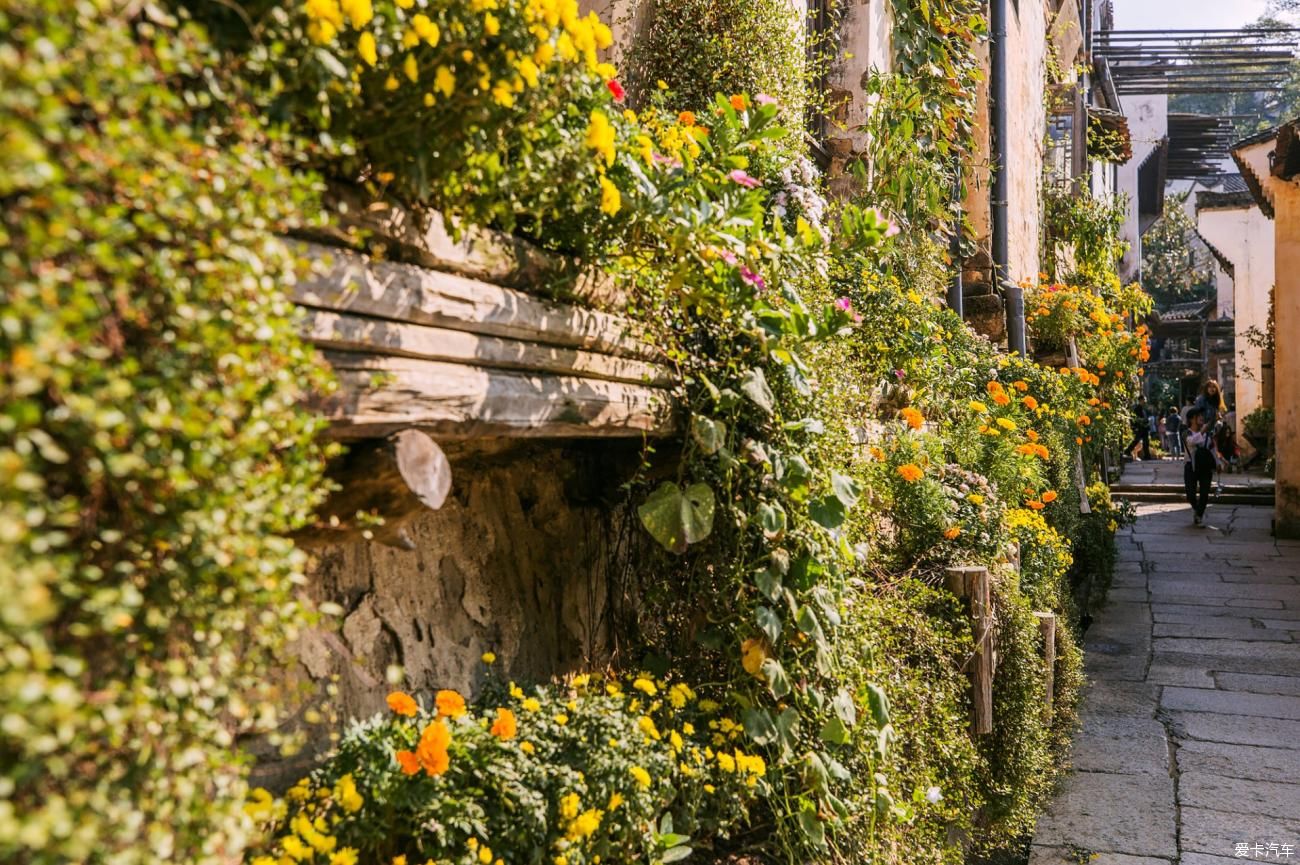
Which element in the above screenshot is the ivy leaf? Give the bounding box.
[830,471,862,508]
[756,606,782,645]
[808,494,846,529]
[662,846,693,863]
[638,482,716,553]
[761,657,792,699]
[756,501,787,540]
[690,415,726,455]
[740,367,774,414]
[742,707,779,746]
[819,716,851,746]
[867,683,891,728]
[797,801,826,848]
[832,689,857,726]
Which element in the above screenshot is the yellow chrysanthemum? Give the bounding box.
[599,176,621,216]
[586,110,616,167]
[339,0,372,28]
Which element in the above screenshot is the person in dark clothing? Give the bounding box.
[1182,410,1216,526]
[1165,407,1182,457]
[1126,395,1151,460]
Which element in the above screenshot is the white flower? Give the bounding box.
[773,205,787,217]
[926,786,943,804]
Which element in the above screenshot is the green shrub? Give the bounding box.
[0,2,330,861]
[246,673,765,864]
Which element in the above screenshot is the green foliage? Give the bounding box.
[247,674,767,864]
[1244,407,1276,439]
[1043,187,1128,282]
[1140,193,1216,310]
[0,2,331,862]
[1085,114,1132,164]
[621,0,812,126]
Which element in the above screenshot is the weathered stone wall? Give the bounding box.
[253,440,642,786]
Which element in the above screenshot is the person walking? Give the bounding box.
[1194,380,1225,430]
[1183,410,1215,526]
[1165,406,1182,458]
[1126,395,1152,461]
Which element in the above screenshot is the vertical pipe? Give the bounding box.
[949,158,965,316]
[990,0,1025,355]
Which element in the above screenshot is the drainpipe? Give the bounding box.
[990,0,1026,355]
[948,158,964,315]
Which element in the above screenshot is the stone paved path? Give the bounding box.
[1030,499,1300,865]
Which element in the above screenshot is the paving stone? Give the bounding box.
[1149,650,1292,676]
[1176,738,1300,784]
[1150,582,1300,601]
[1146,662,1216,688]
[1032,771,1177,858]
[1028,847,1171,865]
[1166,710,1300,750]
[1161,686,1300,720]
[1179,806,1300,859]
[1179,771,1300,821]
[1151,620,1293,641]
[1069,715,1169,775]
[1150,639,1300,665]
[1080,680,1160,716]
[1213,672,1300,696]
[1154,603,1300,620]
[1181,853,1263,865]
[1106,587,1150,603]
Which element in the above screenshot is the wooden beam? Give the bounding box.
[289,241,657,362]
[314,351,679,440]
[296,430,453,549]
[946,566,995,735]
[312,184,623,307]
[300,309,675,387]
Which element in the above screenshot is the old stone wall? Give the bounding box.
[252,440,643,786]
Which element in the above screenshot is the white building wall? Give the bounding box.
[1116,92,1168,282]
[1197,203,1275,437]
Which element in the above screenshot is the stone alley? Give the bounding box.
[1032,484,1300,864]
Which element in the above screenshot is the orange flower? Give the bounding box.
[1016,444,1036,456]
[986,381,1004,395]
[741,638,768,677]
[943,526,962,540]
[416,719,452,776]
[1027,500,1045,511]
[1012,380,1029,392]
[1025,429,1039,442]
[899,407,924,430]
[869,446,885,461]
[1042,491,1058,503]
[395,750,421,775]
[1022,396,1038,410]
[490,708,517,740]
[387,691,418,717]
[897,464,923,482]
[435,689,467,718]
[678,110,696,126]
[1033,444,1050,460]
[729,94,747,110]
[1077,415,1091,426]
[993,393,1011,406]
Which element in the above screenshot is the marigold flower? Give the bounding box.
[599,176,621,216]
[943,526,962,540]
[897,463,923,482]
[630,766,652,788]
[416,719,452,776]
[1042,491,1059,503]
[490,707,517,740]
[1013,380,1029,392]
[357,31,377,66]
[969,400,989,413]
[585,110,616,167]
[632,676,657,695]
[1025,429,1039,442]
[993,392,1011,406]
[678,110,697,126]
[996,418,1017,431]
[729,94,747,110]
[395,749,420,775]
[411,13,439,45]
[1022,396,1038,410]
[869,446,885,461]
[387,691,418,716]
[986,381,1004,394]
[435,689,467,718]
[340,0,372,27]
[899,407,924,430]
[1077,415,1091,426]
[1027,500,1045,510]
[968,493,985,505]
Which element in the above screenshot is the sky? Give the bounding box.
[1114,0,1272,31]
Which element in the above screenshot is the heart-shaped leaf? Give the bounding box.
[808,494,846,529]
[740,367,775,414]
[742,707,778,745]
[831,471,862,507]
[638,482,716,553]
[756,605,782,645]
[756,501,787,540]
[690,415,726,455]
[761,657,792,698]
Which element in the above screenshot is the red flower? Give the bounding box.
[606,79,626,102]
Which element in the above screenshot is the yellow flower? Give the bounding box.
[423,92,435,106]
[996,418,1017,431]
[740,638,767,677]
[283,837,312,861]
[599,176,621,216]
[403,53,419,82]
[668,682,694,708]
[384,74,400,90]
[243,787,276,822]
[897,463,923,483]
[333,774,364,813]
[630,765,652,788]
[968,493,985,505]
[516,56,540,87]
[402,28,420,47]
[522,697,541,712]
[520,741,536,754]
[395,0,412,7]
[586,110,616,167]
[411,14,440,45]
[339,0,372,28]
[559,792,581,820]
[567,808,603,840]
[907,291,923,304]
[632,676,657,696]
[968,400,988,413]
[434,65,455,98]
[554,713,569,725]
[331,850,359,865]
[638,715,660,739]
[716,752,736,772]
[484,12,500,35]
[478,847,492,865]
[492,80,515,107]
[608,792,625,810]
[306,0,343,27]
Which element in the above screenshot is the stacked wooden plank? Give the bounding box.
[289,191,679,441]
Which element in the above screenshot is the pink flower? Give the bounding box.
[606,79,626,103]
[866,206,901,238]
[835,297,852,312]
[652,153,682,169]
[718,249,738,265]
[755,93,777,106]
[728,169,761,189]
[740,266,766,290]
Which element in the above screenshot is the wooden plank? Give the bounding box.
[300,309,675,387]
[316,184,622,306]
[314,351,679,440]
[1036,611,1058,720]
[289,241,657,361]
[946,566,995,735]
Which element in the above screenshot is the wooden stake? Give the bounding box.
[946,566,995,735]
[1035,612,1057,719]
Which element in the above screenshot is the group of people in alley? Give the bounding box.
[1126,381,1238,526]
